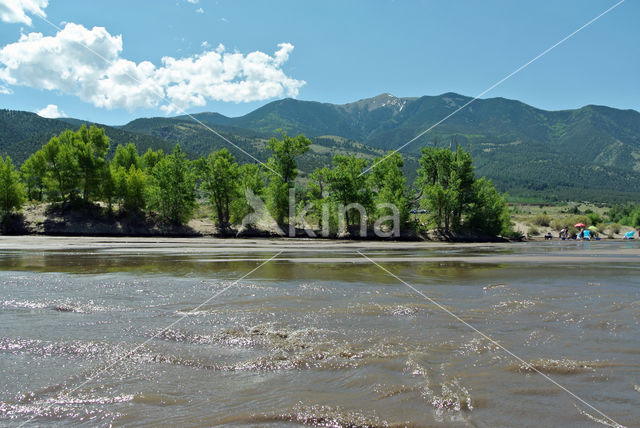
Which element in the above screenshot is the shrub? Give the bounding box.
[528,225,540,236]
[532,213,550,227]
[550,219,565,231]
[586,212,602,225]
[610,223,621,234]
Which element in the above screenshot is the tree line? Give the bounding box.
[0,125,513,237]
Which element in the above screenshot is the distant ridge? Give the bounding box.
[1,91,639,202]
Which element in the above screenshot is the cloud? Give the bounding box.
[0,84,12,94]
[195,7,204,14]
[0,0,48,26]
[0,23,305,113]
[37,104,65,118]
[184,0,199,3]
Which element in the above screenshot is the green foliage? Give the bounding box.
[265,132,311,224]
[532,213,551,227]
[147,145,196,224]
[417,146,475,232]
[20,150,47,201]
[231,163,265,224]
[29,125,110,204]
[306,167,331,230]
[608,203,640,227]
[196,149,240,229]
[326,155,373,227]
[369,152,410,227]
[141,148,164,171]
[586,211,602,226]
[417,146,512,236]
[75,125,110,203]
[467,178,512,236]
[41,132,80,203]
[113,143,141,170]
[123,165,147,213]
[0,156,26,216]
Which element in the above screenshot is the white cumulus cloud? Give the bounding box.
[195,7,204,14]
[0,23,305,113]
[0,0,48,26]
[37,104,65,118]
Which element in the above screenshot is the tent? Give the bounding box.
[623,231,635,239]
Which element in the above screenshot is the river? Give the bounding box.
[0,237,638,427]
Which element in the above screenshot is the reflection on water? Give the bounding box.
[0,238,638,426]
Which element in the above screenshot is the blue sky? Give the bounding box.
[0,0,637,125]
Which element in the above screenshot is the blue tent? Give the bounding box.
[623,231,635,239]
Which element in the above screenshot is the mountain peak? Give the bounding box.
[343,92,407,113]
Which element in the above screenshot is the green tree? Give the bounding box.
[265,132,311,224]
[20,150,47,201]
[417,145,474,232]
[41,132,80,203]
[0,156,26,217]
[466,178,512,236]
[113,143,141,170]
[369,151,410,227]
[75,125,110,203]
[141,148,164,171]
[122,165,147,213]
[231,163,265,224]
[307,167,331,230]
[147,145,196,224]
[327,155,373,227]
[196,149,240,229]
[100,164,117,212]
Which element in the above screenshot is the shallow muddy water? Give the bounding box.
[0,237,639,427]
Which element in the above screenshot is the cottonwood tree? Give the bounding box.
[75,125,110,203]
[147,145,196,224]
[265,132,310,225]
[40,132,80,203]
[0,156,25,217]
[327,155,373,229]
[231,163,265,225]
[196,149,240,230]
[20,150,47,201]
[417,144,511,235]
[369,151,410,228]
[417,145,474,232]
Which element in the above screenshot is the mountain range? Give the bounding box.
[1,92,639,203]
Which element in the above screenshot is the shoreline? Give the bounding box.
[1,204,509,243]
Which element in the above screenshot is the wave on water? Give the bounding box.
[2,298,117,314]
[247,403,392,428]
[0,393,131,425]
[0,337,113,359]
[404,356,474,418]
[1,299,49,310]
[510,358,611,375]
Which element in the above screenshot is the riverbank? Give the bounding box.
[1,203,508,242]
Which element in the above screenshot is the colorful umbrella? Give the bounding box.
[574,223,586,228]
[587,226,598,232]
